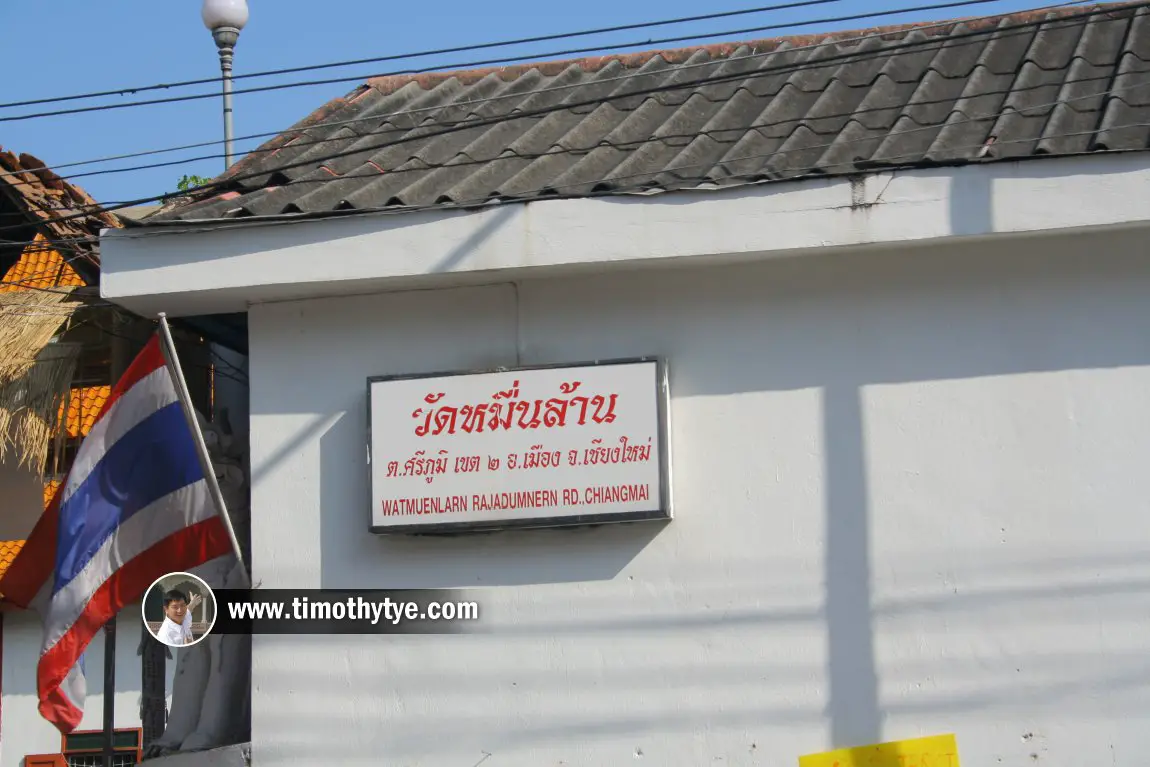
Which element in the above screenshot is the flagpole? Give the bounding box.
[156,313,251,589]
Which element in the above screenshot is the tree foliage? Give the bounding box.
[177,174,211,192]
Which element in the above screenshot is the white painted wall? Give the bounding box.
[248,225,1150,766]
[1,608,177,766]
[0,457,44,542]
[101,153,1150,318]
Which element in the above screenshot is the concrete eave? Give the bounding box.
[99,153,1150,318]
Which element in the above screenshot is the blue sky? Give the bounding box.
[4,0,1047,204]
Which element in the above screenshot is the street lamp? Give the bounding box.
[202,0,249,169]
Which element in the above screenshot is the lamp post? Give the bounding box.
[202,0,249,169]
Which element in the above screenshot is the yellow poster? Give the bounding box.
[798,734,960,767]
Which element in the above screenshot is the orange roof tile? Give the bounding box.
[0,234,86,293]
[0,540,26,583]
[0,147,121,250]
[44,478,62,507]
[59,386,110,439]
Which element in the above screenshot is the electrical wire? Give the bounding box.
[0,304,90,314]
[0,273,247,387]
[0,0,851,111]
[11,0,1113,226]
[0,286,93,298]
[49,69,1141,187]
[209,350,249,383]
[8,123,1144,346]
[0,0,1028,124]
[0,0,1100,186]
[0,277,97,294]
[17,85,1150,254]
[77,313,250,386]
[0,0,1116,233]
[30,137,1147,356]
[0,8,1136,411]
[117,124,1150,219]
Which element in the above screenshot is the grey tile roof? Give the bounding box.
[149,2,1150,223]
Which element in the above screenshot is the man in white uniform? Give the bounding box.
[156,588,203,647]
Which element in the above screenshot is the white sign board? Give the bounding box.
[367,358,671,533]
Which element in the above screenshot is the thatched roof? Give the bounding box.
[0,148,122,473]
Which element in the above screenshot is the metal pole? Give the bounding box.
[213,27,240,169]
[103,311,132,767]
[103,621,116,767]
[140,620,168,750]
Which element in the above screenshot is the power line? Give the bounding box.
[0,0,1125,236]
[0,264,98,293]
[46,70,1140,188]
[0,283,94,296]
[76,313,250,386]
[0,0,1097,186]
[0,0,1021,124]
[19,81,1148,252]
[17,129,1149,296]
[2,3,1113,236]
[0,276,98,293]
[0,258,248,384]
[0,0,849,111]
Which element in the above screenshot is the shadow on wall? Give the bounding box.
[259,544,1150,758]
[822,384,880,747]
[506,227,1150,749]
[252,224,1150,759]
[0,456,44,540]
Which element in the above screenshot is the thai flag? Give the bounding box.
[0,332,235,733]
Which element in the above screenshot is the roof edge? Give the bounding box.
[154,1,1141,216]
[361,2,1132,97]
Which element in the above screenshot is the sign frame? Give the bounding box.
[365,356,672,535]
